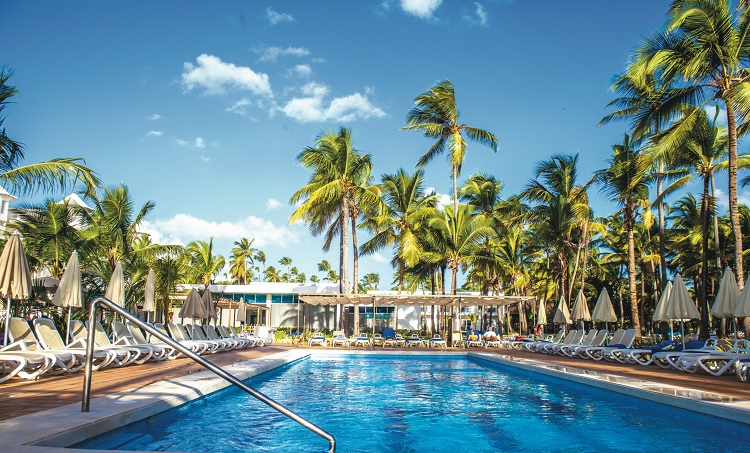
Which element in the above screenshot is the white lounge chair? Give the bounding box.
[27,317,115,371]
[308,332,326,347]
[0,351,54,383]
[330,330,350,347]
[429,334,447,348]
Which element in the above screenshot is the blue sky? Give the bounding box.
[4,1,735,288]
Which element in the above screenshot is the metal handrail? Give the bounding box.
[81,297,335,453]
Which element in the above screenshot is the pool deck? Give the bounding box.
[2,343,749,422]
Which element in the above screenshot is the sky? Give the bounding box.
[4,0,744,288]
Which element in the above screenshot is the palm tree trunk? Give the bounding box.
[626,208,641,335]
[725,99,744,288]
[710,173,722,269]
[452,165,458,215]
[699,176,711,339]
[351,214,359,295]
[658,161,668,290]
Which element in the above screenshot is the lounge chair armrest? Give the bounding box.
[1,339,34,351]
[112,336,134,345]
[67,337,88,348]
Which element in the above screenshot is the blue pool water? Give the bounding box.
[74,355,750,452]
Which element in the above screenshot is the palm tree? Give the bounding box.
[638,0,750,285]
[428,204,493,332]
[521,154,592,305]
[318,260,332,281]
[0,68,99,197]
[656,106,750,336]
[402,79,498,215]
[310,275,320,283]
[360,169,439,292]
[279,256,292,275]
[12,199,85,278]
[83,184,155,274]
[600,69,678,290]
[254,250,266,281]
[230,238,257,285]
[184,238,225,287]
[264,265,281,283]
[359,272,380,292]
[596,135,651,334]
[290,127,379,295]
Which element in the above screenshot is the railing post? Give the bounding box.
[81,298,99,412]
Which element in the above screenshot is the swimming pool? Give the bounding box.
[73,354,750,453]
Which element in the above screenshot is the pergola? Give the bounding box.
[298,293,536,333]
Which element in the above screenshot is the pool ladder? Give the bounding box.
[81,296,336,453]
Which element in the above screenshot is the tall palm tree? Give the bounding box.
[264,265,281,283]
[230,238,257,285]
[254,250,266,281]
[402,79,498,215]
[638,0,750,285]
[600,69,679,290]
[596,135,651,334]
[290,127,378,295]
[279,256,292,275]
[0,68,99,197]
[360,169,439,292]
[656,106,750,336]
[521,154,592,305]
[184,238,225,287]
[12,199,85,278]
[428,204,493,332]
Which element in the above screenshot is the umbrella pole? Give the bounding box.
[3,298,11,347]
[66,308,72,345]
[680,321,686,349]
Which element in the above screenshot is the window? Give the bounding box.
[271,294,297,303]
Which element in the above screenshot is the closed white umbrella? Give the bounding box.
[591,287,617,331]
[201,289,216,325]
[710,267,740,338]
[553,295,571,333]
[654,275,700,348]
[536,299,547,338]
[236,298,246,330]
[0,232,32,347]
[179,288,205,323]
[51,251,82,343]
[105,262,125,323]
[142,269,155,323]
[105,262,125,305]
[735,274,750,319]
[570,290,591,330]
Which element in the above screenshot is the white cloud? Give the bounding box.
[371,252,389,264]
[146,130,163,137]
[182,54,272,97]
[292,64,313,77]
[266,7,294,25]
[226,98,251,115]
[147,114,163,121]
[401,0,442,19]
[175,139,189,146]
[426,187,452,208]
[140,214,299,248]
[714,188,750,210]
[473,2,488,26]
[255,46,310,63]
[266,198,283,210]
[704,105,727,126]
[279,82,386,123]
[195,137,205,149]
[199,155,211,162]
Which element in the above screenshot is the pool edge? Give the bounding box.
[0,349,310,453]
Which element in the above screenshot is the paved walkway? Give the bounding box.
[1,345,748,422]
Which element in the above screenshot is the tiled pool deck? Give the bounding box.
[1,344,749,452]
